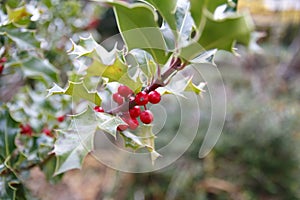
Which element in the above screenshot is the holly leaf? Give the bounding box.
[86,57,143,93]
[54,127,91,175]
[197,14,254,52]
[69,35,117,65]
[107,1,169,64]
[53,107,124,174]
[127,49,157,78]
[156,75,206,97]
[68,35,143,92]
[47,81,102,105]
[6,5,31,25]
[21,57,60,84]
[0,24,39,50]
[190,0,235,28]
[0,108,19,164]
[184,77,206,95]
[0,175,26,200]
[175,0,194,47]
[122,125,161,164]
[182,1,254,60]
[190,0,205,28]
[142,0,177,31]
[95,112,125,139]
[53,108,97,175]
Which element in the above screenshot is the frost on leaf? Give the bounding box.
[53,107,125,174]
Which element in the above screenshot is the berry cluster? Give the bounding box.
[94,85,161,132]
[0,57,7,74]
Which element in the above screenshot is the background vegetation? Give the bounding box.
[1,0,300,199]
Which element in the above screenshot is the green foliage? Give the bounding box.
[101,0,253,62]
[0,0,102,198]
[0,109,18,163]
[0,0,254,199]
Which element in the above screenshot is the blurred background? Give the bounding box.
[12,0,300,199]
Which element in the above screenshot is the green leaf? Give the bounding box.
[108,1,169,63]
[197,14,254,52]
[53,108,97,175]
[127,49,157,78]
[190,0,233,28]
[6,5,30,23]
[0,175,26,200]
[21,57,59,84]
[95,112,125,139]
[122,125,161,163]
[142,0,177,30]
[86,57,143,93]
[175,0,194,47]
[0,108,19,164]
[184,0,253,60]
[190,0,205,28]
[157,75,206,97]
[0,24,39,50]
[53,107,124,174]
[184,77,206,95]
[69,35,117,64]
[40,155,63,183]
[68,35,143,92]
[47,81,102,105]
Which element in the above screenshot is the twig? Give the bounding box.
[0,153,55,176]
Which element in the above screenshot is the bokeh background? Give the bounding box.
[5,0,300,199]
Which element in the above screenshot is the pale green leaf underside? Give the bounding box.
[54,107,124,174]
[95,112,125,138]
[122,125,161,163]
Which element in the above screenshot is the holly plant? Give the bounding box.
[0,0,254,199]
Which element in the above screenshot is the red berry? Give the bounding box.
[121,115,139,130]
[94,106,104,112]
[0,57,7,63]
[129,106,141,118]
[140,110,153,124]
[85,18,100,30]
[148,91,161,104]
[43,128,53,137]
[113,93,124,105]
[135,91,148,105]
[117,124,128,131]
[0,65,3,74]
[57,115,65,122]
[127,117,139,130]
[118,85,133,97]
[20,124,33,136]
